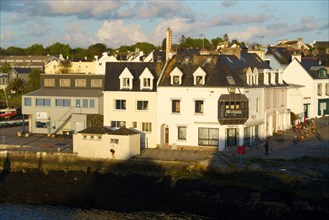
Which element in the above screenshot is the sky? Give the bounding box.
[0,0,328,49]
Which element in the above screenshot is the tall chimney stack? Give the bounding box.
[166,27,172,61]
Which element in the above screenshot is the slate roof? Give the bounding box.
[24,88,103,97]
[266,47,293,65]
[79,126,139,135]
[221,53,271,70]
[12,68,32,74]
[158,55,248,87]
[104,62,162,92]
[299,58,328,79]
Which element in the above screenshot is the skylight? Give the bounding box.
[226,76,235,85]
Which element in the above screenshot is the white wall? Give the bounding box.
[73,133,140,160]
[103,91,157,148]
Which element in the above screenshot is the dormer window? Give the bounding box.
[170,67,183,85]
[139,67,154,90]
[318,68,328,78]
[193,67,206,86]
[119,67,134,90]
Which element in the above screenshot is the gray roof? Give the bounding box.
[24,88,103,97]
[79,126,139,135]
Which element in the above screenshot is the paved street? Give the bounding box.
[0,126,72,153]
[1,116,328,160]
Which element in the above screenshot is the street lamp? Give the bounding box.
[200,34,204,51]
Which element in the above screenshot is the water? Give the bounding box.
[0,203,212,220]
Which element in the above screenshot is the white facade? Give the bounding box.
[73,132,140,160]
[103,91,157,148]
[157,87,265,150]
[96,52,118,75]
[282,59,329,118]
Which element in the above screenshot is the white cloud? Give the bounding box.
[61,22,94,48]
[96,20,148,48]
[209,14,268,26]
[0,31,14,41]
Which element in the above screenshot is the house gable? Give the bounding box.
[119,67,134,90]
[170,67,184,85]
[193,66,206,86]
[139,67,155,90]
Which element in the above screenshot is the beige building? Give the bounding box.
[73,127,140,160]
[45,59,96,74]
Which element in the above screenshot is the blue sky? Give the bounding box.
[0,0,328,49]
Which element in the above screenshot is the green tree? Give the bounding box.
[211,37,223,49]
[7,78,27,93]
[87,43,107,59]
[132,42,158,54]
[25,43,45,55]
[92,115,103,127]
[6,46,25,55]
[27,69,42,91]
[0,62,11,73]
[223,33,229,42]
[46,42,71,57]
[59,60,72,74]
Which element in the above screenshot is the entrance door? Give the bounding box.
[165,127,169,144]
[226,128,237,146]
[304,104,309,118]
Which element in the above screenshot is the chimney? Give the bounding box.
[94,55,98,61]
[291,52,301,62]
[166,27,172,61]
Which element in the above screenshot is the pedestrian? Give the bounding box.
[264,141,269,155]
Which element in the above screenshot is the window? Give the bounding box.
[326,83,329,96]
[44,78,55,87]
[318,83,322,96]
[24,98,31,106]
[178,126,186,140]
[115,100,126,110]
[122,78,130,88]
[132,121,137,128]
[143,78,151,87]
[142,122,152,132]
[172,100,180,113]
[36,98,51,106]
[59,79,71,87]
[110,139,119,144]
[195,100,204,113]
[137,100,148,110]
[198,128,219,146]
[91,79,102,88]
[75,79,86,87]
[36,121,48,128]
[111,121,125,127]
[173,76,180,85]
[195,76,203,85]
[83,99,88,108]
[55,99,71,107]
[256,98,259,112]
[76,99,81,107]
[90,99,95,108]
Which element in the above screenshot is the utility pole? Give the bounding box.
[200,33,204,51]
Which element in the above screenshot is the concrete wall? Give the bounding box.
[73,133,140,160]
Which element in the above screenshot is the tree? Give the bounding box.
[27,69,42,91]
[46,42,71,57]
[87,43,107,59]
[7,78,27,93]
[59,60,72,74]
[133,42,158,54]
[25,43,45,55]
[179,35,187,44]
[223,33,229,42]
[211,37,223,49]
[0,62,11,73]
[92,115,103,127]
[6,46,25,55]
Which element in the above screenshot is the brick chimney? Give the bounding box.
[166,27,172,61]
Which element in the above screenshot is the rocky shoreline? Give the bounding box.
[1,153,329,219]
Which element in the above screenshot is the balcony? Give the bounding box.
[218,94,249,125]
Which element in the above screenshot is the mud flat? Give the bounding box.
[0,152,329,219]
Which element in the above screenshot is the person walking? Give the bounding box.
[264,141,269,155]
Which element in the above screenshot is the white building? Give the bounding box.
[282,57,329,118]
[103,62,163,148]
[156,51,292,150]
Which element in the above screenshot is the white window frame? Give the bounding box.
[193,67,206,86]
